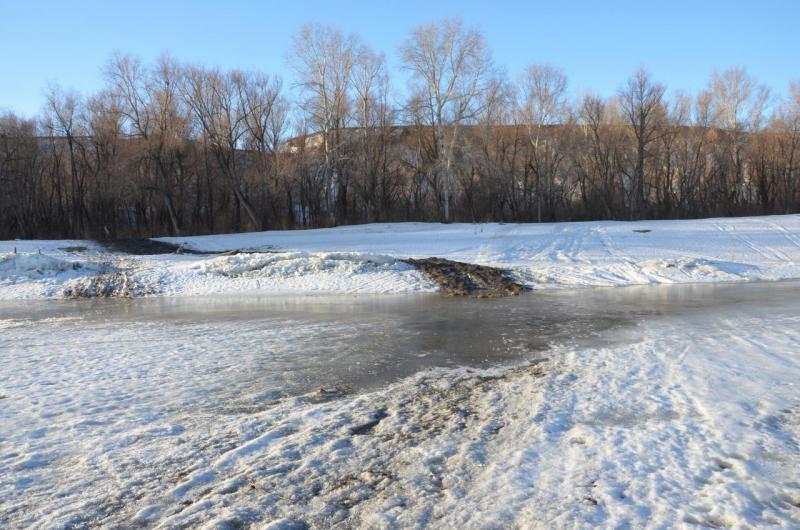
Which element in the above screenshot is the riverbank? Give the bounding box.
[3,215,800,299]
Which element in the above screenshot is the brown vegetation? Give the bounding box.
[1,20,798,240]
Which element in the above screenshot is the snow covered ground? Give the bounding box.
[3,215,800,298]
[3,216,800,527]
[1,283,799,528]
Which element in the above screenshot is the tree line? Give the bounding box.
[1,18,798,240]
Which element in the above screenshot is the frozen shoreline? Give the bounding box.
[4,215,800,299]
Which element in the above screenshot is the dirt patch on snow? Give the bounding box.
[403,257,530,297]
[99,238,276,256]
[99,239,189,255]
[158,360,550,528]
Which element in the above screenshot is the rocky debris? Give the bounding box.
[63,271,156,298]
[303,386,354,404]
[403,257,530,297]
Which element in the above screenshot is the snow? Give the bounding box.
[179,251,429,296]
[0,253,106,282]
[1,287,799,527]
[0,251,434,299]
[2,215,800,527]
[3,214,800,298]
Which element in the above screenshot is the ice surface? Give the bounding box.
[1,282,799,527]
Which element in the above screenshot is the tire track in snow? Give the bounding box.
[755,218,800,262]
[714,221,788,262]
[527,225,567,262]
[546,225,591,264]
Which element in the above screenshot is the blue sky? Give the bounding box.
[0,0,797,117]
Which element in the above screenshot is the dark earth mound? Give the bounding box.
[98,238,274,256]
[98,238,196,255]
[403,257,530,298]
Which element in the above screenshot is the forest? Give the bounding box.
[1,19,798,239]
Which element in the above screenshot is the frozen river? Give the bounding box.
[3,281,798,398]
[2,282,800,527]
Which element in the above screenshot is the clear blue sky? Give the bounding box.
[0,0,797,118]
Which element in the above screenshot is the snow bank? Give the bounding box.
[0,250,433,299]
[0,253,88,280]
[0,252,110,298]
[193,251,404,278]
[159,214,800,292]
[3,214,800,298]
[527,256,760,288]
[172,251,434,296]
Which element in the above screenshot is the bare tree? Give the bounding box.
[710,66,770,131]
[619,67,666,219]
[84,90,124,237]
[181,66,261,231]
[291,23,357,223]
[106,54,188,235]
[45,85,88,235]
[770,82,800,212]
[0,113,40,237]
[350,43,394,221]
[401,18,495,222]
[575,94,626,218]
[5,36,800,240]
[516,64,568,221]
[239,72,285,227]
[707,67,770,209]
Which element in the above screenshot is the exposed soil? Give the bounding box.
[58,246,89,253]
[99,239,196,255]
[98,238,274,256]
[403,257,530,298]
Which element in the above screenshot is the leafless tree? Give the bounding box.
[350,43,397,221]
[45,85,88,235]
[180,66,262,230]
[239,72,286,227]
[0,113,40,237]
[769,82,800,212]
[106,54,189,234]
[291,23,357,223]
[707,67,771,209]
[401,18,495,221]
[619,67,666,219]
[516,64,568,221]
[2,26,800,240]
